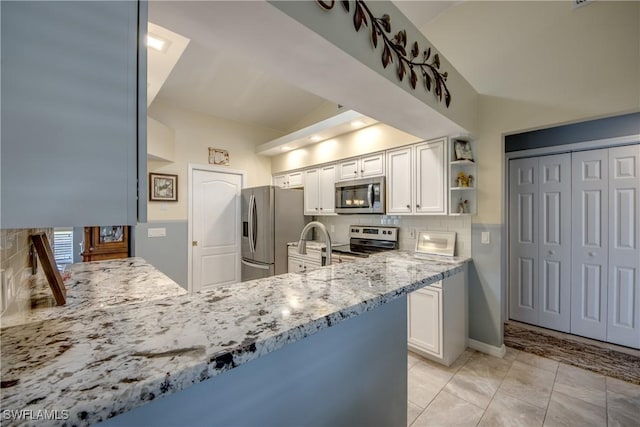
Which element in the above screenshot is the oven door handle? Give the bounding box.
[367,184,373,208]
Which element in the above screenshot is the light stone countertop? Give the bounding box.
[0,252,468,426]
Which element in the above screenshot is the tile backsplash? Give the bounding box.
[316,215,472,257]
[0,228,52,314]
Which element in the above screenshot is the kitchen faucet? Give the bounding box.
[298,221,332,265]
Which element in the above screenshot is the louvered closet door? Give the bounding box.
[571,149,609,341]
[509,158,539,325]
[538,154,572,332]
[607,145,640,348]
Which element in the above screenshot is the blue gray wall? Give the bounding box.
[505,111,639,152]
[133,221,188,288]
[469,224,504,347]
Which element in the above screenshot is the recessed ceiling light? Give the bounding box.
[147,34,168,52]
[351,120,365,127]
[309,135,322,142]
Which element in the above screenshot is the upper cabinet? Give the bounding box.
[1,1,146,228]
[303,164,336,215]
[274,171,304,189]
[449,136,477,216]
[336,153,385,181]
[387,138,448,215]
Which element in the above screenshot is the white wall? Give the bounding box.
[423,1,640,225]
[271,123,422,173]
[147,101,280,220]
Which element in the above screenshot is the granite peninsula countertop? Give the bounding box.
[0,252,468,426]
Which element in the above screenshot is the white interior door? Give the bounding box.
[538,154,571,332]
[192,168,243,292]
[571,149,608,341]
[509,157,539,325]
[607,145,640,348]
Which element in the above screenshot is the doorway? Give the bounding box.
[188,164,246,293]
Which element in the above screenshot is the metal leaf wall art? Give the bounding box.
[317,0,451,107]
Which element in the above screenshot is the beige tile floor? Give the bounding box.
[408,348,640,427]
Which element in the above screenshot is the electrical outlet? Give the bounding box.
[481,231,491,244]
[409,228,416,239]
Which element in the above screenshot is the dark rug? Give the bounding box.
[504,322,640,385]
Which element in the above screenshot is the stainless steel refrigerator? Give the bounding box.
[241,186,306,282]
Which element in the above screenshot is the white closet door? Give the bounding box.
[607,145,640,348]
[538,154,572,332]
[509,157,539,325]
[571,149,609,341]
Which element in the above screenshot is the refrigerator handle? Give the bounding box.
[241,259,270,270]
[248,194,255,253]
[251,194,258,252]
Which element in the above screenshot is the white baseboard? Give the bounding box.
[467,338,506,358]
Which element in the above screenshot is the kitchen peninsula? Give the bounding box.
[0,253,467,426]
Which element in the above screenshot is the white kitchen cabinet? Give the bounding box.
[408,269,467,366]
[386,147,413,214]
[287,246,322,273]
[274,171,304,189]
[304,165,336,215]
[408,287,442,356]
[336,153,385,181]
[387,138,447,215]
[1,1,146,227]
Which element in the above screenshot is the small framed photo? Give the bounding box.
[149,173,178,202]
[454,140,474,161]
[209,148,230,166]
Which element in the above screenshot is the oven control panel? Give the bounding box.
[348,226,398,242]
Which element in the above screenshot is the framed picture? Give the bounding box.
[149,173,178,201]
[454,140,474,161]
[209,148,230,166]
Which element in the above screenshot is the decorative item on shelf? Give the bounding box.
[454,140,473,161]
[149,173,178,202]
[456,172,469,187]
[315,0,451,107]
[209,147,230,166]
[457,198,469,214]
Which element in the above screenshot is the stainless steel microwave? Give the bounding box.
[335,177,385,214]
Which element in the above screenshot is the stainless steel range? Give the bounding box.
[330,225,399,262]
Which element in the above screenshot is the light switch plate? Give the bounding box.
[481,231,491,244]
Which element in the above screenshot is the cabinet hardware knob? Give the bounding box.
[315,207,319,210]
[406,205,411,209]
[192,241,198,247]
[354,171,357,174]
[588,252,595,257]
[361,170,364,173]
[416,204,421,208]
[320,207,323,210]
[548,250,555,255]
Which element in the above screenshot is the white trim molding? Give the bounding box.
[467,338,507,358]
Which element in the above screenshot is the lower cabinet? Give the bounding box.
[408,269,467,366]
[287,246,322,273]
